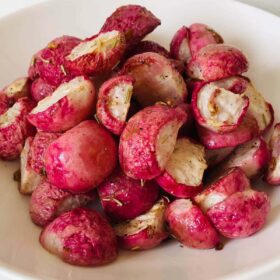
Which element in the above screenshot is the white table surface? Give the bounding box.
[0,0,279,280]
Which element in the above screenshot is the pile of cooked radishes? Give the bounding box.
[0,4,278,266]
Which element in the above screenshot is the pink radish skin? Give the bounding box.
[119,104,187,180]
[170,26,191,63]
[0,97,35,160]
[165,199,220,249]
[189,23,223,54]
[196,113,259,149]
[121,52,187,107]
[40,208,118,266]
[207,190,270,238]
[114,198,168,250]
[191,82,249,133]
[98,169,159,222]
[45,120,117,193]
[28,35,81,86]
[215,137,271,180]
[96,75,134,135]
[264,123,280,185]
[31,78,55,102]
[65,31,126,76]
[100,5,161,48]
[156,138,207,198]
[187,44,249,82]
[30,182,96,227]
[195,167,250,212]
[28,76,95,132]
[211,75,249,94]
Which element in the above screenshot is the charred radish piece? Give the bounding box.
[0,97,35,160]
[205,147,234,167]
[187,45,249,81]
[31,78,55,102]
[45,120,117,193]
[28,35,81,86]
[98,169,159,222]
[28,76,95,132]
[121,52,187,107]
[96,75,134,135]
[165,199,220,249]
[114,198,168,250]
[100,5,161,48]
[170,26,191,64]
[19,137,43,194]
[189,23,223,54]
[192,83,249,133]
[156,138,207,198]
[197,113,259,149]
[194,167,250,212]
[30,182,95,227]
[264,123,280,185]
[207,190,270,238]
[119,104,187,180]
[40,208,118,266]
[65,31,126,76]
[215,137,271,179]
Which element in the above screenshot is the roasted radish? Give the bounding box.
[189,23,223,54]
[194,167,250,212]
[40,208,118,266]
[98,169,159,222]
[65,31,126,76]
[205,147,234,167]
[215,137,271,179]
[211,75,249,94]
[114,198,168,250]
[165,199,220,249]
[191,83,249,133]
[156,138,207,198]
[28,76,95,132]
[0,98,35,160]
[45,120,117,193]
[187,44,249,81]
[100,5,161,48]
[96,75,134,135]
[119,104,187,180]
[121,52,187,107]
[31,78,55,102]
[1,77,30,101]
[30,182,95,227]
[207,190,270,238]
[264,123,280,185]
[28,35,81,86]
[196,113,259,149]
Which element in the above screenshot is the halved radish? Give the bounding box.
[119,104,187,180]
[194,167,250,212]
[65,31,126,76]
[28,76,95,132]
[211,75,248,94]
[156,138,207,198]
[19,137,43,195]
[215,137,271,179]
[191,83,249,133]
[207,190,270,238]
[196,113,259,149]
[96,75,134,135]
[264,123,280,185]
[114,198,168,250]
[189,23,223,54]
[170,26,191,63]
[187,44,249,81]
[0,97,35,160]
[2,77,30,100]
[121,52,187,107]
[165,199,220,249]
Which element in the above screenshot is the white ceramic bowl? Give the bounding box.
[0,0,280,279]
